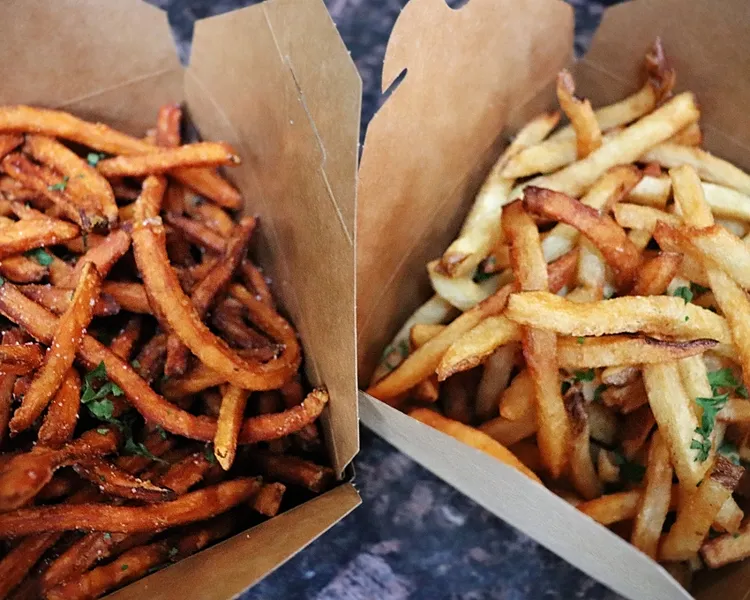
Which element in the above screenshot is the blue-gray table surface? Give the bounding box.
[151,0,625,597]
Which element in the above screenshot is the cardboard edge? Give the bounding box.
[359,391,692,600]
[107,484,361,600]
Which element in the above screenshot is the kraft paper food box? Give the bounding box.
[0,0,361,598]
[357,0,750,598]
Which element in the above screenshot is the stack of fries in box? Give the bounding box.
[0,103,335,599]
[367,40,750,585]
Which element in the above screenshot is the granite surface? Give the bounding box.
[151,0,626,597]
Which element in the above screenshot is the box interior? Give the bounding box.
[357,0,750,598]
[0,0,362,597]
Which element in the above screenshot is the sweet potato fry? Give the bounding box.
[0,281,325,442]
[155,103,182,148]
[19,284,118,317]
[99,282,150,314]
[410,408,541,483]
[249,451,335,493]
[165,217,255,376]
[132,177,298,391]
[73,459,176,502]
[0,215,78,259]
[661,457,743,561]
[97,142,240,177]
[252,482,286,517]
[166,213,228,253]
[556,70,601,158]
[524,187,641,290]
[213,385,250,470]
[0,532,60,598]
[56,228,132,289]
[240,260,274,308]
[9,262,100,433]
[0,342,42,372]
[504,201,569,478]
[24,134,117,225]
[631,431,673,559]
[0,427,118,511]
[37,368,81,448]
[0,105,241,208]
[506,292,732,344]
[0,477,260,537]
[0,255,48,283]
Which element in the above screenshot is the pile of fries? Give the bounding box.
[367,40,750,585]
[0,104,334,599]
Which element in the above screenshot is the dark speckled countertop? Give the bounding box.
[150,0,625,597]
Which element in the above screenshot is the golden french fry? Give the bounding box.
[565,390,602,499]
[213,385,250,470]
[631,431,673,559]
[410,408,541,483]
[627,175,671,208]
[475,343,519,422]
[556,70,601,158]
[600,378,648,414]
[506,292,731,344]
[632,252,683,296]
[613,203,681,232]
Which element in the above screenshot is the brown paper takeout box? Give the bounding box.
[357,0,750,598]
[0,0,362,597]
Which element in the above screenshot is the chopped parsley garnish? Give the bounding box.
[672,286,693,304]
[577,337,585,345]
[96,427,109,435]
[131,359,141,370]
[121,564,129,571]
[561,381,572,395]
[25,248,53,266]
[155,425,168,440]
[718,440,741,466]
[382,340,410,372]
[707,368,748,399]
[103,533,112,540]
[48,176,69,192]
[87,152,105,167]
[691,392,729,462]
[204,445,217,464]
[613,452,646,483]
[124,438,166,463]
[169,547,179,558]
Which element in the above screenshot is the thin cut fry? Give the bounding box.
[213,385,250,470]
[249,451,335,493]
[565,390,602,499]
[613,203,681,232]
[475,343,518,422]
[37,368,81,448]
[632,252,683,296]
[0,215,78,259]
[628,175,671,208]
[9,262,100,433]
[661,457,743,561]
[556,70,601,158]
[410,408,541,483]
[507,292,731,343]
[97,142,240,177]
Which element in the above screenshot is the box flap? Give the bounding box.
[0,0,183,134]
[356,0,574,384]
[185,0,361,474]
[360,392,691,600]
[107,483,361,600]
[576,0,750,171]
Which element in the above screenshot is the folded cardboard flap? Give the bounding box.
[357,0,750,599]
[359,393,692,600]
[0,0,361,596]
[107,483,362,600]
[356,0,573,384]
[186,0,361,475]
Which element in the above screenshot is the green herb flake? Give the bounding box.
[691,392,729,462]
[473,265,495,283]
[573,369,595,383]
[719,440,742,466]
[48,176,69,192]
[0,275,6,286]
[561,381,572,395]
[708,368,739,392]
[613,452,646,483]
[24,248,53,266]
[576,337,585,345]
[684,315,690,322]
[734,533,742,539]
[124,438,167,464]
[155,425,168,440]
[96,427,109,435]
[121,564,129,571]
[169,547,179,558]
[204,445,217,465]
[87,152,105,167]
[131,359,141,370]
[672,286,693,304]
[103,533,112,540]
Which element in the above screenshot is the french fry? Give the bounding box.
[73,458,176,502]
[642,142,750,196]
[506,292,731,343]
[703,522,750,568]
[248,451,335,493]
[0,105,241,208]
[632,252,683,296]
[37,368,81,448]
[504,201,569,478]
[56,228,132,289]
[627,174,671,208]
[252,482,286,517]
[613,203,681,233]
[475,343,519,422]
[439,110,559,277]
[661,457,743,561]
[213,385,250,470]
[165,213,227,254]
[600,365,639,386]
[702,182,750,222]
[441,370,476,424]
[524,187,641,290]
[187,198,236,237]
[579,490,648,526]
[9,262,100,433]
[155,102,182,148]
[565,390,602,499]
[24,134,117,226]
[410,323,445,348]
[620,405,656,459]
[0,255,48,283]
[688,225,750,290]
[586,402,618,446]
[17,285,118,318]
[0,215,78,259]
[558,335,715,369]
[411,408,541,483]
[573,238,607,299]
[556,70,602,158]
[642,362,708,487]
[513,92,699,199]
[97,141,240,177]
